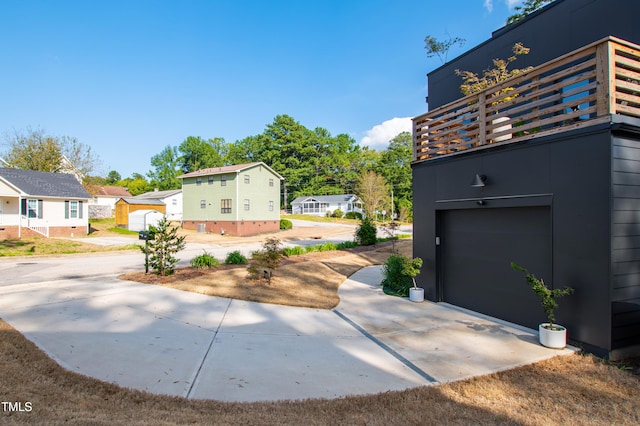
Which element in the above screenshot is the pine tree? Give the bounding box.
[142,217,186,276]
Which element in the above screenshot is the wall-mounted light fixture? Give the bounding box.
[470,174,487,188]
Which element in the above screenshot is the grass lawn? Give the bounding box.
[0,238,140,257]
[2,239,640,423]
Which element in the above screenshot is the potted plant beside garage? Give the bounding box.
[382,254,424,302]
[511,262,574,349]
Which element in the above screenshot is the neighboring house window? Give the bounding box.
[172,199,177,206]
[21,199,43,219]
[269,201,274,211]
[221,199,232,214]
[269,178,274,187]
[200,200,206,209]
[244,199,250,211]
[221,176,227,186]
[64,200,83,219]
[244,174,250,184]
[196,178,202,186]
[208,176,214,185]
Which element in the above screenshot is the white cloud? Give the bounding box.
[484,0,493,13]
[505,0,521,8]
[359,117,412,151]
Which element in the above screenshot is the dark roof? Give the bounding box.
[0,168,90,199]
[291,194,359,204]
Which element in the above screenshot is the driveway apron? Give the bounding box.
[0,266,575,402]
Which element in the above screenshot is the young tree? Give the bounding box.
[424,34,466,64]
[376,131,413,218]
[142,216,186,276]
[247,237,286,284]
[355,170,389,219]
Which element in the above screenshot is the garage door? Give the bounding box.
[440,206,551,329]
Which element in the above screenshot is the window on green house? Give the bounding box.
[221,199,232,214]
[244,199,250,211]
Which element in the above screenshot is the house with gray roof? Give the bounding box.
[290,194,362,217]
[0,168,90,238]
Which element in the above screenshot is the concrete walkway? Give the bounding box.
[0,266,575,402]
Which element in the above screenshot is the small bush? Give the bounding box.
[247,237,286,284]
[345,211,363,220]
[382,254,423,297]
[283,246,305,256]
[331,209,344,218]
[280,219,293,230]
[355,217,377,246]
[225,250,248,265]
[190,251,220,269]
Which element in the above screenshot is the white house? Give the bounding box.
[290,194,363,217]
[134,189,182,221]
[0,168,90,238]
[86,185,132,218]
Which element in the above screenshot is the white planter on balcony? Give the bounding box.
[491,116,512,142]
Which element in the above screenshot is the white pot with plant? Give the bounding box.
[456,42,533,143]
[409,278,425,302]
[511,262,574,349]
[382,254,424,302]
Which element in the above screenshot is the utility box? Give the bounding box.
[128,209,164,232]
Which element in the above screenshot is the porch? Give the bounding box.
[413,37,640,163]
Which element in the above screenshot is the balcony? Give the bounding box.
[413,36,640,163]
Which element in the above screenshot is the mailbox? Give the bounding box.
[138,231,150,241]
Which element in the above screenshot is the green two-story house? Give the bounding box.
[178,162,283,236]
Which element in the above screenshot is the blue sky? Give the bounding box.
[0,0,523,178]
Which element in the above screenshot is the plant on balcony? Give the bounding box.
[455,42,533,104]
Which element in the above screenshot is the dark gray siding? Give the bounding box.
[612,137,640,349]
[413,127,613,355]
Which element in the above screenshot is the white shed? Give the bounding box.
[128,209,164,232]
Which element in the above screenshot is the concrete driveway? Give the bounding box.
[0,260,575,402]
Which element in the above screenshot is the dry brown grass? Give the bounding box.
[3,238,640,424]
[120,240,412,310]
[1,316,639,425]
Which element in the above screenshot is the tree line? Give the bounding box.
[2,115,413,221]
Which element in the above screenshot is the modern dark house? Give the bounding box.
[412,0,640,360]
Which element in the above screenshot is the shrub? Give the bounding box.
[381,254,423,297]
[140,216,186,276]
[190,251,220,269]
[225,250,248,265]
[247,237,286,284]
[354,217,377,246]
[280,219,293,230]
[345,211,363,220]
[331,209,344,218]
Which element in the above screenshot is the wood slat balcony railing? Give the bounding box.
[413,36,640,163]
